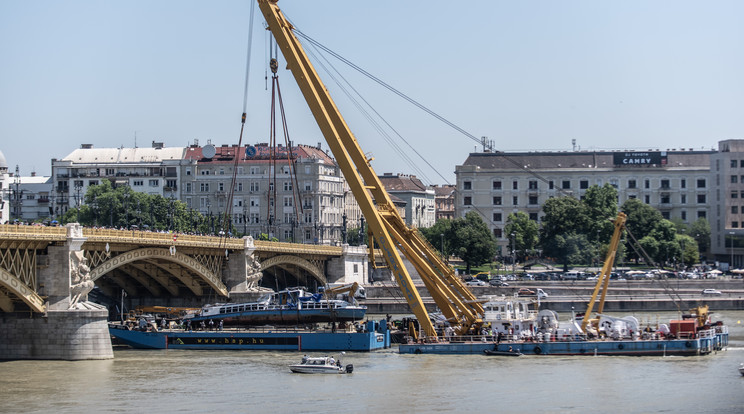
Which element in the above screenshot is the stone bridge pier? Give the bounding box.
[0,224,112,360]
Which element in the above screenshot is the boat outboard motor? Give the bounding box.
[345,364,354,373]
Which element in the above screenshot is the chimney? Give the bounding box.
[81,144,93,149]
[152,141,164,149]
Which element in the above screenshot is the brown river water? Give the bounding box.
[1,311,743,414]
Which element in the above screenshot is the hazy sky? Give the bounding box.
[1,0,742,184]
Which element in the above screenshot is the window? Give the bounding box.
[529,181,538,190]
[681,194,687,204]
[133,180,143,186]
[732,175,738,184]
[200,170,210,175]
[186,168,192,176]
[741,160,744,168]
[492,196,502,205]
[529,195,538,205]
[89,180,98,186]
[697,179,706,188]
[284,182,292,191]
[661,212,670,219]
[493,228,502,238]
[645,179,650,189]
[681,210,687,220]
[733,222,739,228]
[200,183,210,192]
[697,211,706,218]
[105,168,115,176]
[218,182,224,192]
[513,181,518,190]
[661,195,670,204]
[661,179,670,188]
[166,179,177,188]
[219,169,225,175]
[732,192,739,199]
[492,181,502,190]
[463,181,472,190]
[283,196,293,207]
[74,180,84,187]
[304,181,312,191]
[185,183,192,193]
[733,206,739,214]
[250,182,260,192]
[513,196,518,206]
[732,160,738,168]
[493,213,502,222]
[697,194,706,203]
[529,213,538,221]
[250,166,260,175]
[628,179,637,189]
[463,196,472,205]
[149,179,158,187]
[681,179,686,189]
[644,195,650,204]
[562,180,571,189]
[237,182,243,192]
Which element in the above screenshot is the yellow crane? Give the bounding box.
[257,0,483,339]
[580,212,627,333]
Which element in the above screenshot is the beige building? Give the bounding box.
[378,173,435,228]
[456,147,715,256]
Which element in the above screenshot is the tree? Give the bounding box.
[539,196,587,270]
[419,219,454,260]
[621,198,663,263]
[62,181,207,233]
[689,217,711,256]
[504,211,538,261]
[448,211,496,274]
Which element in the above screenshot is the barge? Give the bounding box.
[110,319,390,352]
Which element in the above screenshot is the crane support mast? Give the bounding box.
[581,212,627,333]
[257,0,482,338]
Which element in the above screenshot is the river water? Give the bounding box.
[2,311,743,414]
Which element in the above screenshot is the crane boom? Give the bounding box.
[581,212,627,333]
[257,0,483,338]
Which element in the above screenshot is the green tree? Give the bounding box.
[621,198,663,263]
[689,217,711,255]
[539,196,587,270]
[419,219,454,260]
[449,211,496,274]
[504,211,538,261]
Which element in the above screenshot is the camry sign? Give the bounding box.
[613,151,667,166]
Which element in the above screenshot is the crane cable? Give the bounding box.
[221,0,256,247]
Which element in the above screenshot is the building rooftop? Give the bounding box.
[61,146,186,164]
[378,173,428,193]
[461,149,714,170]
[184,143,335,165]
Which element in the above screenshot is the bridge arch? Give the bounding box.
[88,248,228,297]
[0,267,45,313]
[259,255,326,285]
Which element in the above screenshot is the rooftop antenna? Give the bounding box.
[134,131,138,148]
[572,138,576,151]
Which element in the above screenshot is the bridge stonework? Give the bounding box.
[0,225,371,360]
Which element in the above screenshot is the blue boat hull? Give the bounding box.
[111,320,390,352]
[399,332,729,356]
[189,307,367,325]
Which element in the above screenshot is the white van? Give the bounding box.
[562,271,581,280]
[536,289,549,299]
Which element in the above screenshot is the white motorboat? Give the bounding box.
[289,355,353,374]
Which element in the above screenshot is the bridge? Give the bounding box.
[0,223,368,360]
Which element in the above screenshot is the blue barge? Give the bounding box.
[399,326,728,356]
[111,320,390,352]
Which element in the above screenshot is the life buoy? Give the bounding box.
[685,341,693,348]
[534,346,542,355]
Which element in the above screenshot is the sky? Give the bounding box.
[1,0,742,185]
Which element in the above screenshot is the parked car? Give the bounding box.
[702,288,722,295]
[536,288,549,299]
[489,279,508,287]
[465,279,487,287]
[516,288,535,296]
